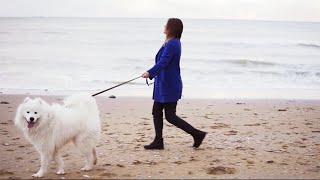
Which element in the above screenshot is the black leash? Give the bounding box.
[92,76,142,97]
[146,78,154,86]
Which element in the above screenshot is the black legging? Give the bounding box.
[152,101,197,138]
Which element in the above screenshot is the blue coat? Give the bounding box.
[148,38,183,103]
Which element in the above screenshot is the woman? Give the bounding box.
[142,18,206,150]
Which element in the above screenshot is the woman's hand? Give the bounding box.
[142,72,150,78]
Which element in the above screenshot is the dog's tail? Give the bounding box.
[93,148,97,165]
[63,93,100,117]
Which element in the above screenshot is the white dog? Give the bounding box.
[14,93,101,177]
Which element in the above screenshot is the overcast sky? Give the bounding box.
[0,0,319,22]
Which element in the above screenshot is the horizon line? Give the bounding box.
[0,16,319,23]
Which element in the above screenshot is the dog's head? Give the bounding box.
[15,97,51,129]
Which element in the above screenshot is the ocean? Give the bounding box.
[0,17,320,99]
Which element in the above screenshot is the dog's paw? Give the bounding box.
[32,172,44,178]
[56,169,65,175]
[81,166,93,171]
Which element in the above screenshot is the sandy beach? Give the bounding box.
[0,94,320,179]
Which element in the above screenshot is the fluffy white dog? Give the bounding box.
[14,93,101,178]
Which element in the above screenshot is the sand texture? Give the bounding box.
[0,94,320,179]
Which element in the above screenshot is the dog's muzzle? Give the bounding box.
[26,117,36,128]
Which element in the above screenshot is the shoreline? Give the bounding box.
[0,94,319,179]
[2,87,320,100]
[2,93,320,104]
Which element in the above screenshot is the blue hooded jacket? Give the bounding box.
[147,38,183,103]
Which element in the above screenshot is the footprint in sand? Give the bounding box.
[246,160,255,165]
[116,164,125,168]
[0,170,14,178]
[132,160,157,166]
[189,157,198,162]
[138,122,150,126]
[244,123,261,126]
[305,122,313,125]
[203,114,214,119]
[308,166,320,173]
[173,161,186,165]
[99,172,116,178]
[135,138,147,142]
[207,166,236,175]
[235,146,248,150]
[279,162,289,166]
[132,160,142,165]
[210,123,230,129]
[224,130,237,136]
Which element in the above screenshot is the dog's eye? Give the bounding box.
[27,111,30,114]
[35,112,37,114]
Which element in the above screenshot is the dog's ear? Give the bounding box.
[23,97,31,103]
[36,98,42,105]
[35,98,46,105]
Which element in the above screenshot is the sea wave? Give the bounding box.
[199,59,320,80]
[216,59,276,66]
[249,70,282,76]
[298,43,320,49]
[43,31,69,34]
[90,80,146,86]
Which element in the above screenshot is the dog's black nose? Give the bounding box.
[30,117,34,122]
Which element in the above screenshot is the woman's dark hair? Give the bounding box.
[166,18,183,39]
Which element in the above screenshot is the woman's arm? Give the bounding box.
[147,42,175,79]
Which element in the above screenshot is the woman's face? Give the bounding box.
[163,24,168,35]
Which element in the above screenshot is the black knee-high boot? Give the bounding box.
[144,102,165,150]
[144,137,164,150]
[164,102,207,148]
[144,115,164,150]
[192,129,207,148]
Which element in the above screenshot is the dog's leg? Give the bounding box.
[53,150,65,175]
[81,152,94,171]
[93,148,97,165]
[79,147,94,171]
[74,136,95,171]
[32,153,51,178]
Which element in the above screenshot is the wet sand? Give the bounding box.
[0,94,320,179]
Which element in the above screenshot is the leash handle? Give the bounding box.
[92,76,142,97]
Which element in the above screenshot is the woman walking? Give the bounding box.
[142,18,206,150]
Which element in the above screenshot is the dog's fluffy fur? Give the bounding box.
[14,93,101,177]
